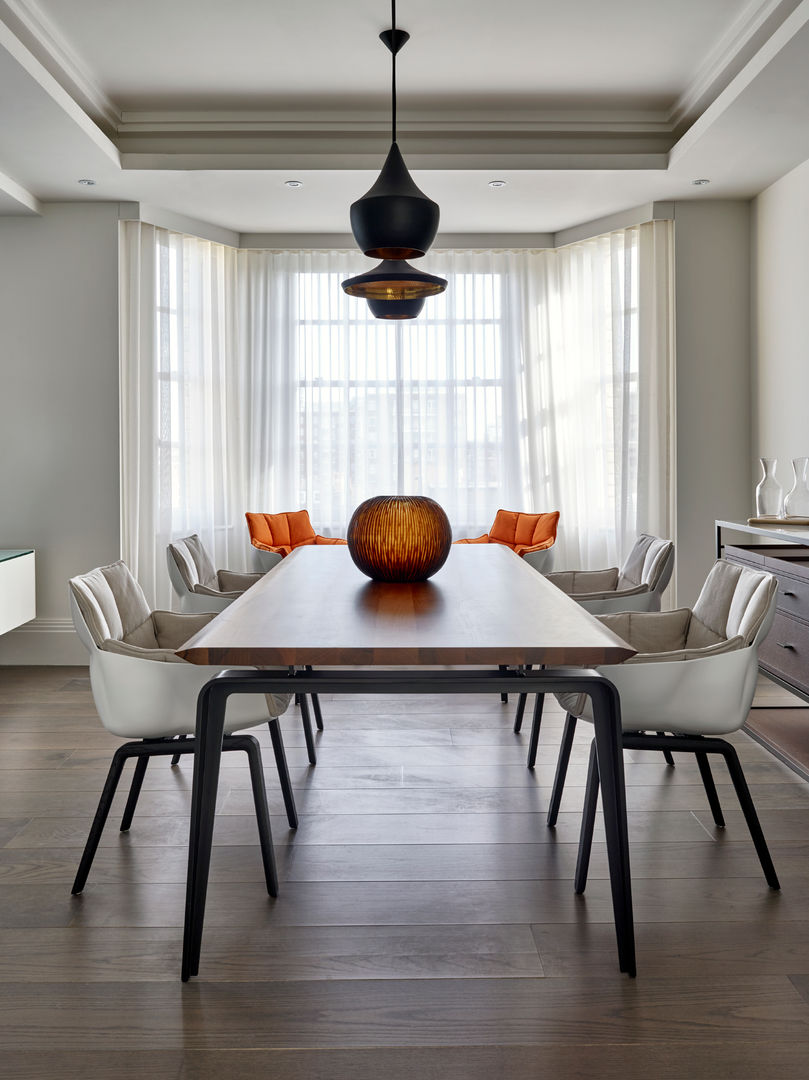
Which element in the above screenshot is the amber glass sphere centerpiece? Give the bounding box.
[347,495,452,582]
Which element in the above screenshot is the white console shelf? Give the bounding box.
[0,550,36,636]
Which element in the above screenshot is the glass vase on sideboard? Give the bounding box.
[755,458,783,517]
[784,457,809,518]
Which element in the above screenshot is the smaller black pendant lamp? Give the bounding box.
[342,1,446,320]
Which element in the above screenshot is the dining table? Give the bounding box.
[177,543,637,980]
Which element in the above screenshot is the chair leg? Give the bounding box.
[306,667,324,731]
[299,693,317,765]
[526,693,546,769]
[720,742,780,890]
[513,693,528,733]
[171,734,187,767]
[231,734,278,897]
[656,732,675,767]
[547,714,578,826]
[574,739,600,894]
[695,750,725,828]
[268,716,298,828]
[499,664,508,703]
[72,744,130,894]
[120,754,149,832]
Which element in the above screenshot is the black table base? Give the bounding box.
[181,667,635,981]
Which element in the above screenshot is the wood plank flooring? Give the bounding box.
[2,666,809,1078]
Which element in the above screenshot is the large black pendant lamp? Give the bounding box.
[342,1,446,320]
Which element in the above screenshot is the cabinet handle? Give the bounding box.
[777,642,796,650]
[782,590,797,597]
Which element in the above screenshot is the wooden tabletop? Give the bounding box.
[178,544,635,667]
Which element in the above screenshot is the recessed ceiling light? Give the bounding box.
[691,178,711,186]
[77,178,96,186]
[284,179,303,189]
[488,179,508,189]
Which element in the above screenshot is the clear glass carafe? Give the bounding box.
[784,457,809,518]
[755,458,783,517]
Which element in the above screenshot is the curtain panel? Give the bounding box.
[119,221,675,608]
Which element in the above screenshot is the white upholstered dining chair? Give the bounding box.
[168,533,324,760]
[68,560,297,897]
[167,533,274,614]
[513,534,675,737]
[546,559,780,893]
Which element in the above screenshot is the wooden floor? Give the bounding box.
[3,667,809,1078]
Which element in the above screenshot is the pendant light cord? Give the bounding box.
[391,0,397,144]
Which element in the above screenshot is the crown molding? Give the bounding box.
[0,0,120,133]
[669,0,803,132]
[0,14,119,165]
[0,166,40,213]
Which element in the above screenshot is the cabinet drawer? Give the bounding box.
[759,612,809,695]
[772,574,809,621]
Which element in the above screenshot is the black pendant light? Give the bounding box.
[342,1,446,320]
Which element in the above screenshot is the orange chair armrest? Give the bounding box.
[454,534,490,545]
[315,535,347,545]
[250,538,292,556]
[515,538,556,557]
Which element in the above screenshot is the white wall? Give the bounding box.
[0,203,120,664]
[752,157,809,501]
[674,201,752,606]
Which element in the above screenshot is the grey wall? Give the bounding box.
[673,201,753,606]
[751,157,809,499]
[0,203,120,663]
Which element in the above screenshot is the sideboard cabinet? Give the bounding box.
[0,549,36,636]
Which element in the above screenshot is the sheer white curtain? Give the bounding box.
[120,221,674,608]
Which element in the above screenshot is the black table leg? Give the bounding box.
[589,680,635,977]
[181,682,226,982]
[180,666,635,980]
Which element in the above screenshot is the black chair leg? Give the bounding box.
[171,734,187,767]
[232,734,278,897]
[656,732,675,766]
[120,754,149,832]
[299,693,317,765]
[574,739,600,894]
[695,750,725,828]
[268,716,298,828]
[513,693,528,733]
[499,664,509,703]
[526,693,546,769]
[72,745,129,894]
[547,714,578,826]
[305,667,324,731]
[721,742,780,890]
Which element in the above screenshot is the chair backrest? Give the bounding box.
[617,534,674,593]
[488,509,560,551]
[245,510,316,552]
[167,534,217,594]
[687,560,778,650]
[69,561,155,652]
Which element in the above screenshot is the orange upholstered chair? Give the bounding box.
[456,509,560,560]
[245,510,346,558]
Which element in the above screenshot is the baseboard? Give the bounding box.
[0,617,86,665]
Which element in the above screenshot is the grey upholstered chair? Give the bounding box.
[167,533,274,613]
[546,533,674,615]
[544,559,780,893]
[68,559,297,897]
[167,533,324,762]
[513,534,675,735]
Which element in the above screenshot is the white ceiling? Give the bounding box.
[1,0,808,236]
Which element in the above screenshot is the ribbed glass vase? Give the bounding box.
[347,495,452,582]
